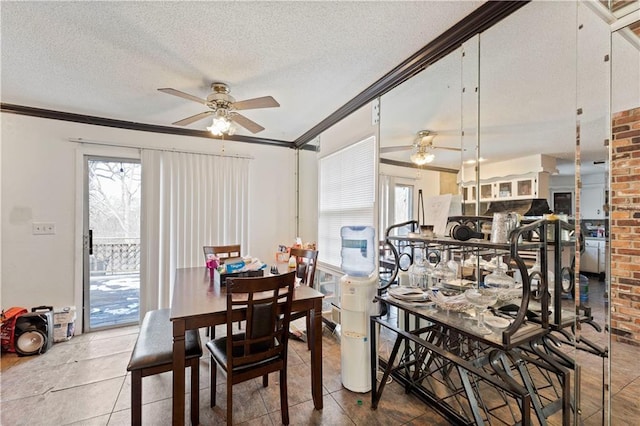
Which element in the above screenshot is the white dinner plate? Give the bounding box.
[484,316,511,329]
[388,287,428,302]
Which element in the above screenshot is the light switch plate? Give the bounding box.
[32,222,56,235]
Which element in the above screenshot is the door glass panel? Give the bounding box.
[85,158,141,330]
[394,184,413,228]
[480,183,492,200]
[498,182,512,198]
[517,179,532,197]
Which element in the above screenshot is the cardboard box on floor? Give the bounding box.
[53,307,76,342]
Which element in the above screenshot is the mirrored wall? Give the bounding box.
[376,1,624,423]
[301,1,638,423]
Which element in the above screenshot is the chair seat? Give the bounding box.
[127,308,202,371]
[206,333,280,372]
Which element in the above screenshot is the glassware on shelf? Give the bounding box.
[447,256,460,279]
[427,289,472,312]
[464,288,499,335]
[408,248,433,290]
[462,254,478,269]
[484,257,516,290]
[432,250,456,285]
[463,254,493,271]
[485,256,520,302]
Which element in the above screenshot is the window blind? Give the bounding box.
[318,136,376,270]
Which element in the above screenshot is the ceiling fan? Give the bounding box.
[380,130,462,165]
[158,82,279,134]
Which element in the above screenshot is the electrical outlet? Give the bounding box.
[32,222,56,235]
[43,223,56,234]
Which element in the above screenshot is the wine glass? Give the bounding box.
[432,250,455,285]
[464,288,498,335]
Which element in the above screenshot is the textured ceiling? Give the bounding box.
[2,1,631,176]
[0,0,484,143]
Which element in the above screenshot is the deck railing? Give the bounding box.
[90,239,140,274]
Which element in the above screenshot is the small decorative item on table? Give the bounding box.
[206,257,220,281]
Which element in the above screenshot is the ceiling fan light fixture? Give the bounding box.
[160,82,278,134]
[410,150,435,165]
[207,109,235,136]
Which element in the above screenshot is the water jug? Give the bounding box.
[341,226,376,277]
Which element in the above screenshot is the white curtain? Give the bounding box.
[140,149,249,316]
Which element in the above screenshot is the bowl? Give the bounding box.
[484,316,511,330]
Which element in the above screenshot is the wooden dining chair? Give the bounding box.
[203,244,243,337]
[288,247,319,350]
[206,271,296,425]
[203,244,241,263]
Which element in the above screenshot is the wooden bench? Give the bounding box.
[126,309,202,425]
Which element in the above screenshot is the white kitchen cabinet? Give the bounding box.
[463,185,476,202]
[474,178,535,201]
[581,239,605,275]
[462,174,548,210]
[581,185,605,219]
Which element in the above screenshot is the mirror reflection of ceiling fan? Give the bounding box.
[158,82,279,135]
[380,130,462,165]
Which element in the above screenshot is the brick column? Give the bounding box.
[610,106,640,346]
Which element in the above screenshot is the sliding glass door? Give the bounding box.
[83,157,141,331]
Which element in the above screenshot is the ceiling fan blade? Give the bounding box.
[230,113,265,134]
[232,96,280,111]
[432,145,463,152]
[380,145,413,153]
[172,111,213,126]
[158,88,207,105]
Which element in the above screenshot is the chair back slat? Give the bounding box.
[289,248,318,287]
[226,271,296,370]
[203,244,242,263]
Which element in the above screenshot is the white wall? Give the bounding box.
[320,102,377,157]
[1,113,296,330]
[298,147,318,245]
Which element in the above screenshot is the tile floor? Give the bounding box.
[0,320,450,425]
[560,277,640,426]
[1,281,638,425]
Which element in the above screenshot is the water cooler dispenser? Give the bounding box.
[340,226,378,392]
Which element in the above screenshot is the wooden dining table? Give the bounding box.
[170,267,325,425]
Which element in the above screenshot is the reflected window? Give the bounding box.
[394,184,413,234]
[379,176,415,237]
